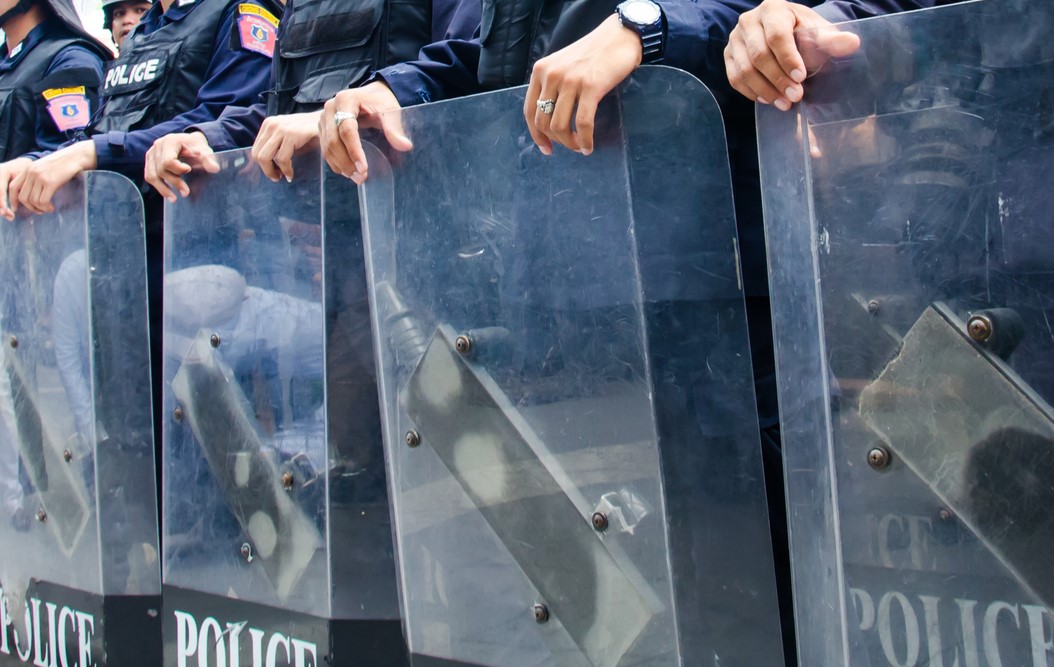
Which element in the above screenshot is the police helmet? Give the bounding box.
[101,0,150,30]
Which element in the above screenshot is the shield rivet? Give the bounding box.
[967,314,993,342]
[591,512,609,532]
[454,335,472,355]
[867,446,892,470]
[532,604,549,624]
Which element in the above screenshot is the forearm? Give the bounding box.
[376,36,483,107]
[188,102,268,152]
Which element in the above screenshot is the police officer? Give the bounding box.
[102,0,152,50]
[142,0,480,194]
[0,0,109,162]
[0,0,282,218]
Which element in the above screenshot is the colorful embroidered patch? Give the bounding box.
[42,86,90,132]
[237,3,279,58]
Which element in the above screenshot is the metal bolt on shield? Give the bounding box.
[454,334,472,355]
[405,430,421,448]
[967,314,993,342]
[63,449,73,463]
[533,604,549,624]
[591,512,609,532]
[173,406,184,422]
[281,471,295,490]
[210,333,222,348]
[8,336,16,349]
[867,300,880,315]
[867,446,892,470]
[36,509,46,523]
[240,543,253,562]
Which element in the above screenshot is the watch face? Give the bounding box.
[622,0,660,26]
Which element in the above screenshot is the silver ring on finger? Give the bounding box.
[334,111,358,129]
[536,98,556,116]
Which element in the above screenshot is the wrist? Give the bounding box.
[606,14,644,66]
[72,140,98,170]
[616,0,665,64]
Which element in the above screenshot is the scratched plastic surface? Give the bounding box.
[357,66,786,666]
[759,1,1054,664]
[0,171,158,608]
[162,149,399,620]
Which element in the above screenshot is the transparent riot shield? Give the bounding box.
[759,1,1054,664]
[0,172,159,664]
[354,66,784,666]
[162,149,404,665]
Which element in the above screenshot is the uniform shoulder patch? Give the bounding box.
[236,3,279,58]
[42,86,91,132]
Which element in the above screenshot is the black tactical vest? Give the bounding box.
[267,0,431,116]
[93,0,281,134]
[0,33,101,161]
[477,0,617,89]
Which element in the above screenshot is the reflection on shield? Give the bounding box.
[759,2,1054,664]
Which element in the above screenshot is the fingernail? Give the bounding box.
[284,174,292,183]
[775,99,791,112]
[757,97,770,105]
[579,148,592,156]
[538,145,552,156]
[790,69,805,83]
[354,161,366,173]
[785,86,802,102]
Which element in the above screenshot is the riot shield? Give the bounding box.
[354,66,784,666]
[0,172,159,665]
[759,1,1054,664]
[162,149,405,665]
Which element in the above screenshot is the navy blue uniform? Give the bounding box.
[192,0,482,151]
[23,1,274,174]
[0,18,105,155]
[374,0,773,105]
[375,0,953,113]
[89,0,273,177]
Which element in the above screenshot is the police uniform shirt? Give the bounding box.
[88,0,276,177]
[0,17,105,155]
[188,0,482,153]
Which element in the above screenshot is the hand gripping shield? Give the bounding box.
[759,1,1054,664]
[356,66,785,666]
[0,172,158,664]
[162,149,404,664]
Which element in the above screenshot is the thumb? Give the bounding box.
[379,109,413,152]
[184,141,219,173]
[794,8,861,73]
